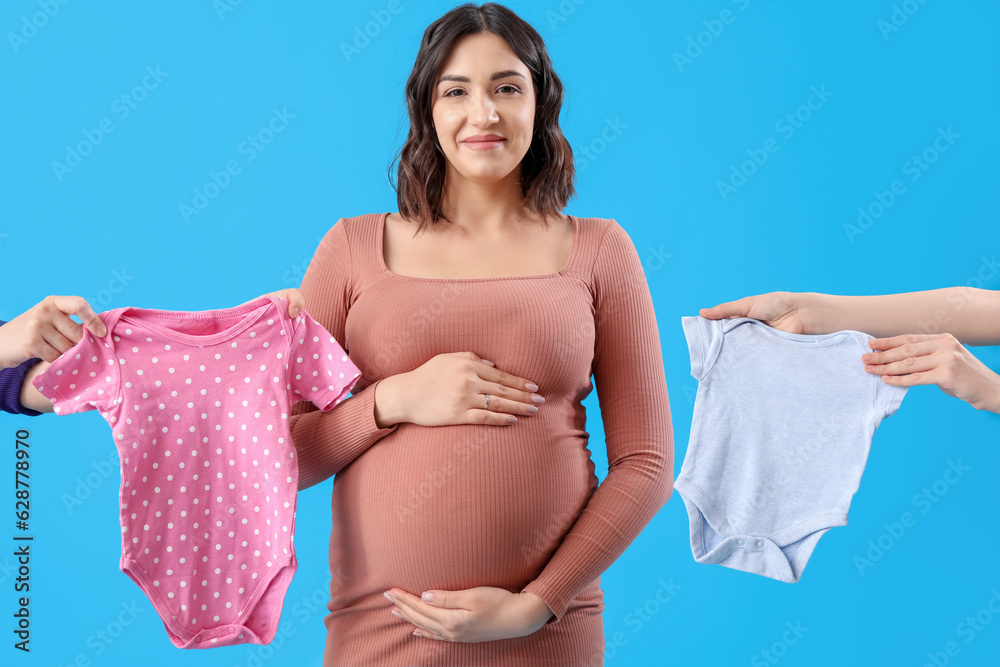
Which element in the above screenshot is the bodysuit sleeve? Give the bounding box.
[521,220,674,620]
[681,315,725,381]
[290,219,399,491]
[30,321,120,417]
[287,309,362,411]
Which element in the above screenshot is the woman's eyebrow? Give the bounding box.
[437,70,527,85]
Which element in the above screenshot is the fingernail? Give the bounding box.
[391,609,403,618]
[506,416,517,423]
[526,405,538,414]
[422,592,434,602]
[98,326,108,337]
[531,394,545,404]
[413,631,423,637]
[525,382,538,391]
[383,591,394,603]
[481,359,494,366]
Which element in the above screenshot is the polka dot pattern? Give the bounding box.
[31,296,362,648]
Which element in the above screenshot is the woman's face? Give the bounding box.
[431,31,536,186]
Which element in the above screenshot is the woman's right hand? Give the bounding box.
[1,295,107,369]
[374,352,544,428]
[699,291,810,334]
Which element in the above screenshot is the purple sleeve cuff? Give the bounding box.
[0,319,44,416]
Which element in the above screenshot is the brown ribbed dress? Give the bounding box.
[288,212,673,666]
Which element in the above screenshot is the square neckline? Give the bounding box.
[377,211,580,282]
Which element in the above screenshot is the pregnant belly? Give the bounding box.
[327,418,595,603]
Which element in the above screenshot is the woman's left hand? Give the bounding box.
[862,333,1000,413]
[384,586,554,642]
[261,288,305,319]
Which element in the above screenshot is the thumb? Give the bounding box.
[262,289,305,318]
[421,589,471,610]
[55,295,107,338]
[286,288,305,318]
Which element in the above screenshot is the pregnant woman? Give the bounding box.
[286,4,673,665]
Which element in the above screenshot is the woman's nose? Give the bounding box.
[469,94,498,125]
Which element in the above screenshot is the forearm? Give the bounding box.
[984,382,1000,415]
[522,449,673,619]
[19,362,53,413]
[291,377,401,490]
[802,287,1000,345]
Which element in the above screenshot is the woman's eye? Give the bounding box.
[444,85,520,98]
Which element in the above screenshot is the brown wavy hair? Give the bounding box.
[388,2,575,233]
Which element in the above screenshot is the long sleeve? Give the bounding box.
[521,221,674,619]
[0,320,44,416]
[290,220,399,490]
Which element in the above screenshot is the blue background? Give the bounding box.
[2,1,999,665]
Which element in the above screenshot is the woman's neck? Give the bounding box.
[439,170,531,235]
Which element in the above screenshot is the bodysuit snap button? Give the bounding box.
[755,539,763,548]
[737,539,745,546]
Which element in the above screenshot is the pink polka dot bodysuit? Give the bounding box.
[31,295,361,648]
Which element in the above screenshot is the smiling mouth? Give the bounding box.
[462,137,505,150]
[462,134,505,143]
